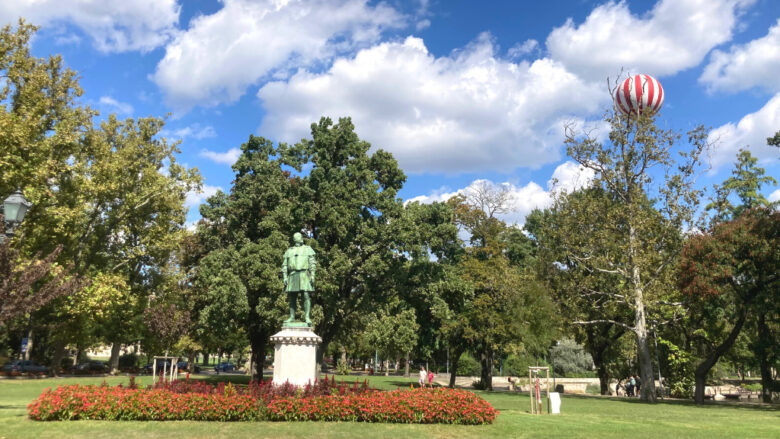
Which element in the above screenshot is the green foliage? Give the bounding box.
[658,338,695,398]
[336,359,351,376]
[551,338,594,376]
[363,308,419,361]
[457,353,481,377]
[503,353,546,377]
[706,149,777,222]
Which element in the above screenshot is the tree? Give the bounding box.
[197,117,431,375]
[142,302,191,357]
[550,338,594,376]
[0,243,82,327]
[363,308,418,376]
[680,207,779,403]
[527,189,636,395]
[561,98,709,402]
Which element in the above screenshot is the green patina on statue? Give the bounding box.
[281,232,316,326]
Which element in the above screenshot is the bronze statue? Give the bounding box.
[281,232,316,325]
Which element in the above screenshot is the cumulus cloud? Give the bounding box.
[257,34,605,174]
[185,184,221,209]
[199,148,242,166]
[99,96,133,115]
[546,0,754,81]
[700,18,780,94]
[507,39,539,58]
[707,93,780,171]
[769,188,780,203]
[407,161,595,225]
[151,0,405,110]
[166,124,217,140]
[0,0,180,52]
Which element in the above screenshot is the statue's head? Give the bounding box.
[293,232,303,245]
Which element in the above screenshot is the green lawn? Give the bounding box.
[1,374,777,439]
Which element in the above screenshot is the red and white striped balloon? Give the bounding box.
[614,74,664,116]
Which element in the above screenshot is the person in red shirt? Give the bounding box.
[428,370,434,387]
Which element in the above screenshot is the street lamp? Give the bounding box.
[2,189,32,242]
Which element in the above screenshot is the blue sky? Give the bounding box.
[6,0,779,227]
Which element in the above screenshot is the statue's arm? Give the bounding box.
[281,253,288,286]
[308,251,316,283]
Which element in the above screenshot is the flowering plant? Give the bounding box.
[28,378,497,424]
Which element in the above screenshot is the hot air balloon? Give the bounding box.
[614,74,664,116]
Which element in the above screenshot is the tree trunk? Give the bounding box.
[394,356,400,374]
[596,362,610,395]
[694,308,747,404]
[22,327,33,361]
[404,352,410,377]
[50,339,67,376]
[385,358,390,376]
[108,341,121,375]
[202,352,209,366]
[756,314,774,403]
[449,347,464,388]
[480,348,493,391]
[628,223,656,402]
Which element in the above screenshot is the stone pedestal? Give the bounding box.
[270,325,321,386]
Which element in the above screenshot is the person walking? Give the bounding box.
[635,375,642,398]
[628,375,636,397]
[419,366,427,388]
[428,370,435,387]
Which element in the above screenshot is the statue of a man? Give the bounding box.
[281,232,316,325]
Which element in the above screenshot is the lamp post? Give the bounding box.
[2,189,32,360]
[1,189,32,243]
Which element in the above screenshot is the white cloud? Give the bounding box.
[257,34,605,174]
[507,39,538,58]
[199,148,242,166]
[769,188,780,203]
[185,184,221,209]
[152,0,405,110]
[99,96,133,115]
[546,0,754,81]
[700,18,780,94]
[0,0,180,52]
[408,161,594,225]
[167,124,217,140]
[707,93,780,171]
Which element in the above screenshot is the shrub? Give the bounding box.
[551,339,593,377]
[28,381,498,424]
[336,359,351,376]
[118,353,140,370]
[457,353,480,377]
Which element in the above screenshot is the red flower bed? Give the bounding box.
[266,388,498,424]
[28,384,260,421]
[28,379,497,424]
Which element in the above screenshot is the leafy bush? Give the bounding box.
[551,339,593,376]
[742,383,761,392]
[659,339,695,398]
[28,380,498,424]
[336,359,351,376]
[118,353,140,370]
[457,353,480,377]
[471,379,489,390]
[503,354,549,377]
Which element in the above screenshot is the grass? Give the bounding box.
[0,374,778,438]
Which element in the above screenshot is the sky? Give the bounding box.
[4,0,779,227]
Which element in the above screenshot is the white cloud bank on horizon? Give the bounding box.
[0,0,180,52]
[708,93,780,171]
[257,35,606,174]
[700,18,780,94]
[407,161,595,225]
[546,0,754,81]
[152,0,406,110]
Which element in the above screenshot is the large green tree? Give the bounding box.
[197,117,438,375]
[560,104,709,402]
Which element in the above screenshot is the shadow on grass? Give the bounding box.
[561,393,780,412]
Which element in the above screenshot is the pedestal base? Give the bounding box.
[270,325,321,386]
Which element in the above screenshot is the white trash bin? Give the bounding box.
[550,392,561,414]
